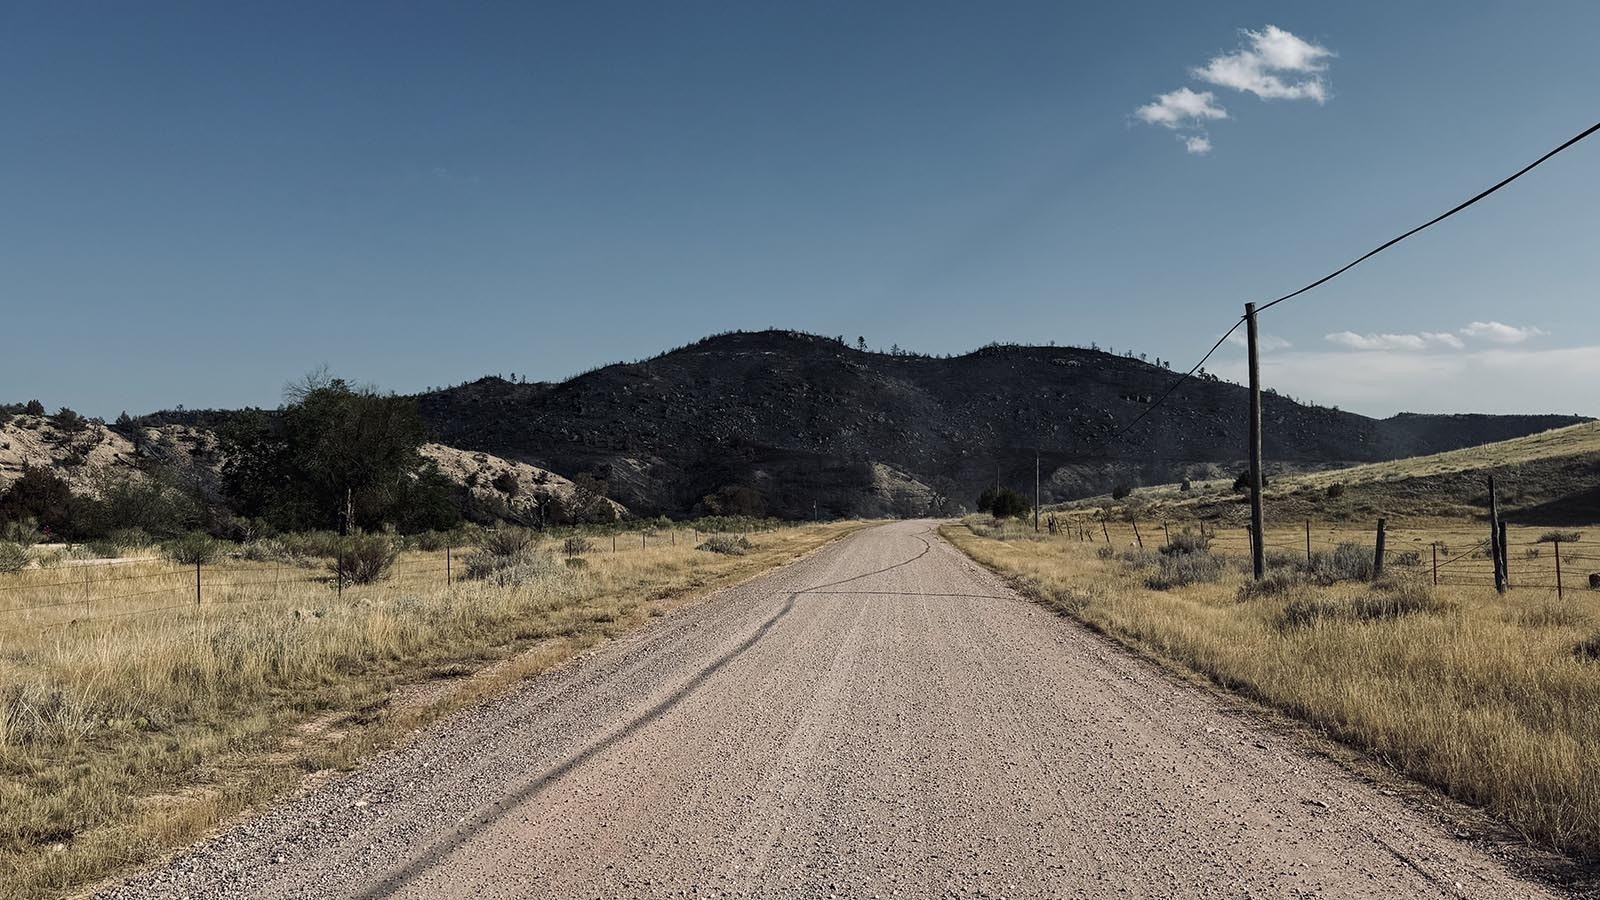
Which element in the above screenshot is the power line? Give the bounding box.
[1258,119,1600,315]
[1105,118,1600,445]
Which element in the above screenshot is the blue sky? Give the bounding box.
[3,1,1597,419]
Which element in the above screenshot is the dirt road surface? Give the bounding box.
[103,521,1556,899]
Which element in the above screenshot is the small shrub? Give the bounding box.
[1350,576,1449,621]
[0,542,28,574]
[1390,550,1422,567]
[1306,542,1374,583]
[1096,545,1116,560]
[491,470,521,496]
[330,534,397,585]
[697,535,752,556]
[1280,596,1344,629]
[1539,530,1582,544]
[1118,548,1160,568]
[1179,479,1192,493]
[414,530,453,552]
[464,547,559,586]
[1111,483,1133,500]
[1145,552,1223,590]
[1237,569,1307,602]
[1325,482,1346,499]
[162,531,222,566]
[481,525,536,559]
[562,535,593,557]
[1160,530,1211,556]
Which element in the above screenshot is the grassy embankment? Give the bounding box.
[945,515,1600,860]
[0,522,859,899]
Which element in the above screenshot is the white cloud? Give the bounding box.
[1460,321,1546,344]
[1182,135,1213,155]
[1192,25,1334,102]
[1135,88,1228,129]
[1324,331,1462,352]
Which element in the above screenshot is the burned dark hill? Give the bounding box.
[415,331,1586,518]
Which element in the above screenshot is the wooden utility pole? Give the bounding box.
[1488,475,1506,594]
[1245,302,1266,580]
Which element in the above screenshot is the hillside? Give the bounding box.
[1075,421,1600,525]
[0,414,617,529]
[414,330,1588,517]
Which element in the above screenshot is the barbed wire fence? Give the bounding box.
[0,524,778,631]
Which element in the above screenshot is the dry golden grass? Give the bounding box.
[945,518,1600,860]
[0,523,861,899]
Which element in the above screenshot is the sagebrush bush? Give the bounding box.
[1095,545,1116,560]
[1236,569,1307,602]
[481,526,536,559]
[0,542,28,574]
[697,534,753,556]
[463,547,559,586]
[161,532,222,566]
[1145,551,1223,590]
[1575,633,1600,662]
[1160,530,1211,556]
[1279,596,1344,629]
[1539,530,1582,544]
[1350,576,1450,621]
[562,535,593,557]
[331,534,397,586]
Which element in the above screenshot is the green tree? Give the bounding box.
[977,486,1030,519]
[219,372,461,533]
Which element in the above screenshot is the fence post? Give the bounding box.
[1432,543,1439,587]
[1555,538,1564,601]
[1305,520,1312,565]
[1489,475,1506,595]
[1162,522,1171,544]
[446,543,452,587]
[195,559,202,606]
[612,533,617,553]
[641,531,645,550]
[1101,518,1110,544]
[1372,518,1387,580]
[337,549,344,600]
[1246,526,1254,560]
[1500,522,1510,589]
[1131,519,1143,549]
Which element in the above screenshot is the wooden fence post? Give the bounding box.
[1131,519,1143,549]
[1432,543,1439,587]
[1162,522,1171,544]
[1372,518,1387,580]
[195,559,202,606]
[1489,475,1506,595]
[1555,538,1564,601]
[1500,522,1510,589]
[1305,520,1312,565]
[446,543,452,587]
[1101,518,1111,544]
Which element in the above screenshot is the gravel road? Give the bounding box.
[103,521,1556,899]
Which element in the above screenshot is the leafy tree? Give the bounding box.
[977,486,1030,519]
[0,466,79,537]
[219,372,461,533]
[23,400,44,416]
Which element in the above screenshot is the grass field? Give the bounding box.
[0,522,860,899]
[946,516,1600,861]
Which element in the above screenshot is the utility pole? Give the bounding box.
[1245,302,1266,580]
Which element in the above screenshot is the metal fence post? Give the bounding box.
[1372,518,1387,580]
[195,559,202,606]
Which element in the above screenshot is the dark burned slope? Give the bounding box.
[417,331,1585,517]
